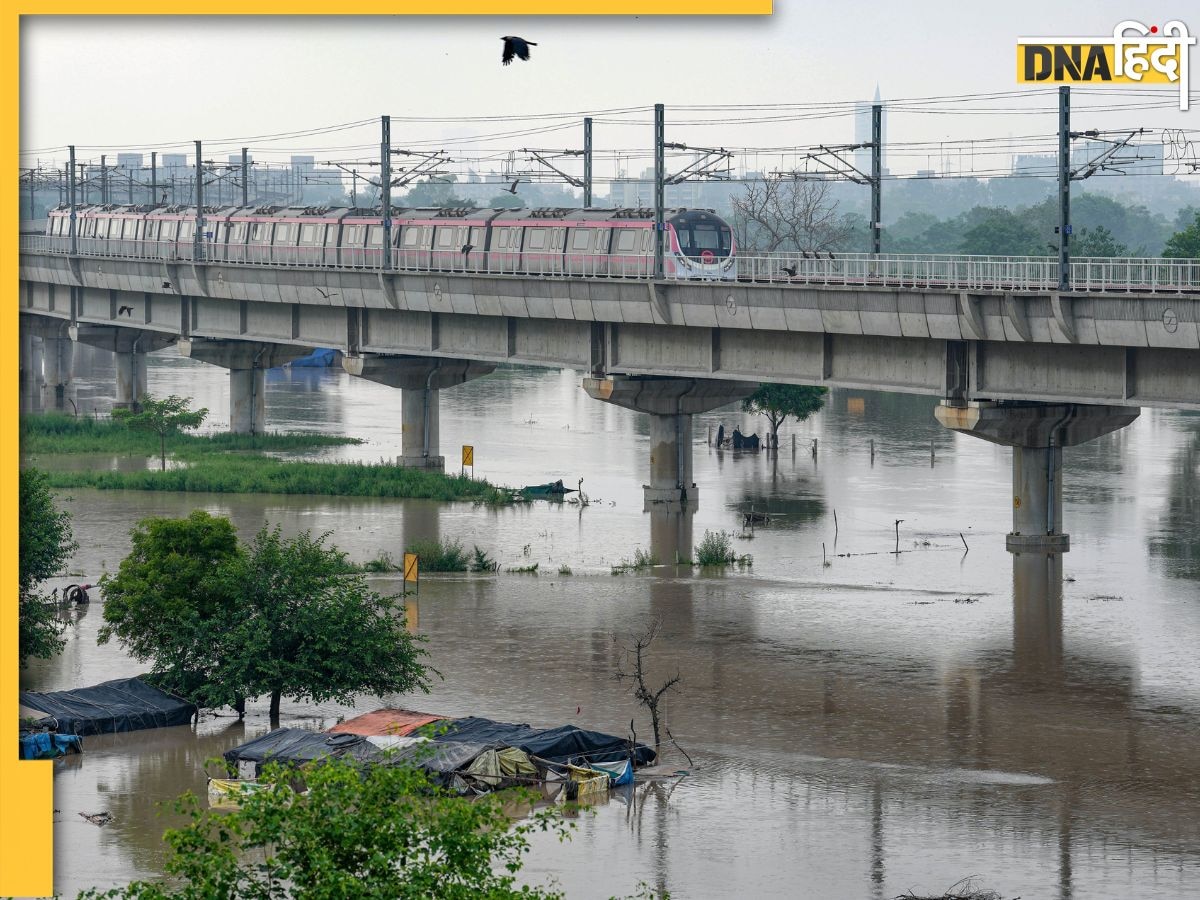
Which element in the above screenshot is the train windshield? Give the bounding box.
[670,214,732,260]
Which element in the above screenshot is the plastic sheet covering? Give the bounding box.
[462,747,538,788]
[19,677,197,737]
[364,735,427,751]
[564,763,609,802]
[327,708,446,737]
[223,728,385,778]
[435,717,655,767]
[588,758,633,786]
[18,732,83,760]
[207,778,265,809]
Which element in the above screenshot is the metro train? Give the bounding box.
[45,203,737,280]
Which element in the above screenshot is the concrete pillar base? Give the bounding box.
[399,455,446,470]
[644,486,700,506]
[935,401,1139,552]
[114,350,148,411]
[179,338,311,434]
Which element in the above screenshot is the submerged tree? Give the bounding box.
[113,394,208,471]
[18,468,76,665]
[615,620,681,751]
[214,526,433,723]
[77,757,570,900]
[742,383,828,448]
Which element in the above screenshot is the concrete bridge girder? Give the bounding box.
[584,375,759,507]
[342,354,497,470]
[935,401,1140,553]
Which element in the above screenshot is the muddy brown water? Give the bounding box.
[20,348,1200,899]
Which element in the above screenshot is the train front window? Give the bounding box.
[674,221,731,258]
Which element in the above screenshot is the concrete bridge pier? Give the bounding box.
[179,339,311,434]
[20,332,45,413]
[342,354,497,469]
[41,335,75,411]
[583,375,759,506]
[71,325,176,412]
[935,401,1140,552]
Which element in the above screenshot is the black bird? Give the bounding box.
[504,179,519,194]
[827,251,837,260]
[461,243,473,255]
[161,280,172,290]
[160,192,167,204]
[781,264,797,278]
[315,287,338,299]
[117,305,133,316]
[501,35,536,65]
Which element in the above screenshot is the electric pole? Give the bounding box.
[100,154,107,204]
[68,145,77,254]
[871,103,882,256]
[381,115,392,270]
[1058,85,1071,292]
[242,148,249,207]
[654,103,665,278]
[583,117,593,207]
[194,140,205,262]
[150,152,157,205]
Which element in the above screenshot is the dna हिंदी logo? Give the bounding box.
[1017,20,1195,110]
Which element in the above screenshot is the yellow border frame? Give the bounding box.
[4,4,771,895]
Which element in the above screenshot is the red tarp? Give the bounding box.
[327,708,446,737]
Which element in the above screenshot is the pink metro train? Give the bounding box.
[45,203,738,279]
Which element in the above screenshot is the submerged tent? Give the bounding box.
[18,731,83,760]
[434,717,655,767]
[223,728,384,777]
[327,708,446,737]
[19,677,197,737]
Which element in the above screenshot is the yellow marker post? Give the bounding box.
[461,444,474,477]
[403,552,419,595]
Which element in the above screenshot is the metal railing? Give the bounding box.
[19,235,1200,294]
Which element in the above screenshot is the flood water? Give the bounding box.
[19,347,1200,899]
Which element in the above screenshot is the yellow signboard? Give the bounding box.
[462,445,474,466]
[404,552,419,584]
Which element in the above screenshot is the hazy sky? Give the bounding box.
[19,4,1199,182]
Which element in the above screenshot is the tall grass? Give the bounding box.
[41,456,513,504]
[22,413,360,457]
[406,538,470,572]
[695,530,752,568]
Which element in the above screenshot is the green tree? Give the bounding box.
[213,526,432,723]
[1163,211,1200,258]
[18,468,76,664]
[98,511,241,703]
[487,193,525,209]
[957,208,1044,256]
[741,384,828,447]
[78,757,569,900]
[1072,225,1129,258]
[113,394,208,471]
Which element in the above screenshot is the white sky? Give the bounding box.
[19,4,1200,182]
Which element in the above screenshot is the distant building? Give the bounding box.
[227,153,253,166]
[116,153,143,171]
[1011,153,1055,176]
[160,153,187,171]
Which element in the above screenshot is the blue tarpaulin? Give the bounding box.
[19,732,83,760]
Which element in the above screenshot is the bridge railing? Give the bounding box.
[19,234,1200,294]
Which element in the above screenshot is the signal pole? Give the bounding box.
[871,103,882,256]
[150,152,157,205]
[1057,85,1071,292]
[194,140,205,262]
[242,148,249,207]
[654,103,665,279]
[583,117,593,207]
[381,115,392,270]
[68,145,77,254]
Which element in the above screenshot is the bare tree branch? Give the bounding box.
[732,177,853,253]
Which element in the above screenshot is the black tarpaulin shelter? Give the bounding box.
[18,677,197,737]
[433,717,655,767]
[223,728,384,777]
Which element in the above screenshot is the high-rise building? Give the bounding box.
[161,153,187,171]
[116,153,143,171]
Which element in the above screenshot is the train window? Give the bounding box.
[300,223,318,243]
[230,222,246,241]
[275,223,294,244]
[367,226,383,247]
[436,228,455,249]
[161,221,178,240]
[571,229,591,251]
[642,230,652,252]
[616,229,637,253]
[527,229,547,250]
[595,228,610,252]
[497,228,509,250]
[180,222,194,240]
[470,226,485,248]
[342,225,362,246]
[250,222,269,242]
[400,227,420,248]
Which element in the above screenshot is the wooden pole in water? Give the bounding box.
[930,439,935,466]
[870,439,875,465]
[833,510,839,540]
[960,532,968,551]
[811,438,818,459]
[894,519,903,554]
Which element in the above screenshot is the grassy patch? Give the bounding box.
[470,546,500,573]
[22,413,360,457]
[40,456,513,504]
[695,530,753,569]
[557,564,573,576]
[406,538,470,573]
[611,546,658,575]
[505,562,539,575]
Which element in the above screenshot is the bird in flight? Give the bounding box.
[501,35,536,65]
[461,243,474,255]
[315,287,338,299]
[117,305,134,316]
[504,179,520,195]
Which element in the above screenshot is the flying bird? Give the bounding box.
[315,287,338,299]
[504,179,519,194]
[501,35,536,65]
[161,280,172,290]
[781,264,797,278]
[117,305,134,316]
[461,243,473,255]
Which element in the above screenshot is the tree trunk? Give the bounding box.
[233,695,245,720]
[159,432,166,471]
[269,689,283,726]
